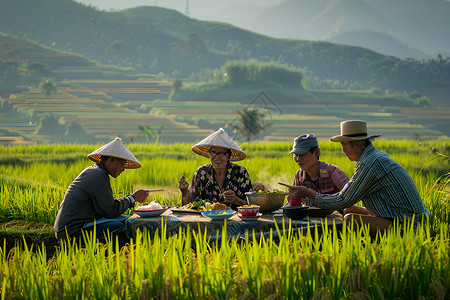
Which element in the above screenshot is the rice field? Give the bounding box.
[0,140,449,299]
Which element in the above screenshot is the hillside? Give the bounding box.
[1,34,449,145]
[1,0,449,93]
[0,34,212,144]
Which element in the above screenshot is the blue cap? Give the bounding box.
[288,134,319,155]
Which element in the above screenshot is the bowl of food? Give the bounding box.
[245,190,288,213]
[281,205,309,220]
[201,209,235,221]
[133,201,168,218]
[237,205,260,217]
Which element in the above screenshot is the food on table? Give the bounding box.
[256,188,284,194]
[135,201,162,210]
[237,205,260,216]
[180,200,211,211]
[211,203,228,210]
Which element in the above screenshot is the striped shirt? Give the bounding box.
[290,161,349,206]
[305,144,430,222]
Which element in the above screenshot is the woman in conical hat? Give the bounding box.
[178,128,253,210]
[54,137,151,248]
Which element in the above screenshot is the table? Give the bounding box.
[125,209,344,242]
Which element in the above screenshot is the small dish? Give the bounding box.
[308,207,334,217]
[133,206,168,218]
[238,213,262,221]
[201,209,235,220]
[237,205,260,217]
[281,205,309,220]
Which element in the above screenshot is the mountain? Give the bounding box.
[1,0,449,93]
[254,0,394,40]
[74,0,450,59]
[328,30,429,59]
[243,0,450,59]
[364,0,450,55]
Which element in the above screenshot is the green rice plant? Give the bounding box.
[0,218,449,299]
[1,140,449,230]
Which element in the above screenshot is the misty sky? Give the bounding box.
[74,0,284,23]
[73,0,282,16]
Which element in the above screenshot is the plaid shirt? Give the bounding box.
[306,144,430,222]
[290,161,349,206]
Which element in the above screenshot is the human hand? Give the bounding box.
[223,190,238,204]
[132,189,151,203]
[178,176,190,191]
[278,182,311,199]
[287,194,305,206]
[252,182,269,192]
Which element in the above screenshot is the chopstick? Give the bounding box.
[146,189,165,192]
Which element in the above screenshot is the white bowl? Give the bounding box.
[133,206,168,218]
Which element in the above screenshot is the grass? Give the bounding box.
[0,220,448,299]
[0,140,449,298]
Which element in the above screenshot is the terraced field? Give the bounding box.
[1,34,449,144]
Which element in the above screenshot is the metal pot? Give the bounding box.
[245,192,288,213]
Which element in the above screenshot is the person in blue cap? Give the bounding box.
[287,133,349,207]
[281,121,430,236]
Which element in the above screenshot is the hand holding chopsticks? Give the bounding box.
[132,188,164,203]
[278,182,316,199]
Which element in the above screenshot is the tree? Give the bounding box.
[35,114,65,137]
[39,79,57,99]
[229,108,271,142]
[27,61,50,77]
[65,121,94,143]
[139,124,164,144]
[173,79,183,91]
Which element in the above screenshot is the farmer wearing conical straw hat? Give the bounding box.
[54,137,150,247]
[280,120,430,236]
[178,128,259,210]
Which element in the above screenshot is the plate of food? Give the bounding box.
[170,200,212,214]
[201,209,235,220]
[133,201,168,218]
[238,213,262,222]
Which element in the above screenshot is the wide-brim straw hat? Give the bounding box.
[88,137,141,169]
[192,128,246,161]
[329,120,381,142]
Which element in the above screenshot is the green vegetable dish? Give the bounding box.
[256,189,284,194]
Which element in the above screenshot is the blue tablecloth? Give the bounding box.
[125,209,344,242]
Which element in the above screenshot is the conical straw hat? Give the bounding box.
[192,128,246,161]
[88,137,141,169]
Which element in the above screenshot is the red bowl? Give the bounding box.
[238,205,260,217]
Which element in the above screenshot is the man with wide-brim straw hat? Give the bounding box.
[54,137,151,247]
[329,120,381,142]
[280,120,430,236]
[178,128,255,209]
